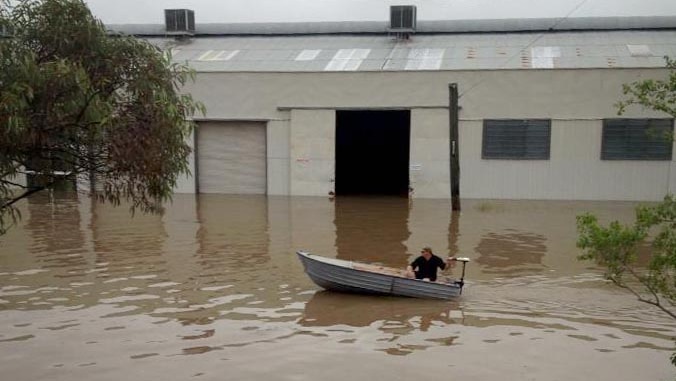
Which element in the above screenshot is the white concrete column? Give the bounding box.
[289,109,335,197]
[409,108,451,199]
[267,119,291,195]
[174,128,196,194]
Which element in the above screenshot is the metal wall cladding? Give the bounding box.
[197,121,267,194]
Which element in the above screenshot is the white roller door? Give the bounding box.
[197,121,266,194]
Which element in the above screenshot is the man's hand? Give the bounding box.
[446,257,457,268]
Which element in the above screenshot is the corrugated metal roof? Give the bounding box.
[154,30,676,72]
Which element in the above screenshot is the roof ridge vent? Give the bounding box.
[389,5,416,39]
[165,9,195,37]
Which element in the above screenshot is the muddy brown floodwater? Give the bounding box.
[0,193,674,380]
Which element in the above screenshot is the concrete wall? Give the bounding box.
[461,119,676,200]
[289,109,336,197]
[174,129,197,194]
[181,67,673,200]
[410,109,451,198]
[184,69,669,120]
[267,118,291,195]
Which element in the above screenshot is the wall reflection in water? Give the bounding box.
[26,192,85,256]
[334,197,410,267]
[474,230,547,275]
[25,192,87,276]
[195,194,270,279]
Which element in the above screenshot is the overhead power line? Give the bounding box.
[458,0,593,99]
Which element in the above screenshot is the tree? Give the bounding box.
[576,57,676,365]
[577,200,676,319]
[616,57,676,118]
[0,0,204,235]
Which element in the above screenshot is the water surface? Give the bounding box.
[0,193,674,380]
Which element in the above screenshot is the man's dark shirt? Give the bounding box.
[411,254,447,281]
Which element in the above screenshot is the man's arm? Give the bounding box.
[405,257,420,278]
[441,257,457,270]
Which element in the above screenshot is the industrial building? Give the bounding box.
[110,9,676,201]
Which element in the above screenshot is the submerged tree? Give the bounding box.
[577,202,676,319]
[576,56,676,364]
[0,0,204,235]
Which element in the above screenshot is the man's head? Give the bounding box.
[421,246,433,259]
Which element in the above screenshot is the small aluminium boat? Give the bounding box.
[297,251,470,300]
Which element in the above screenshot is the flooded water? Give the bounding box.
[0,193,674,380]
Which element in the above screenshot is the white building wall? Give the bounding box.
[183,68,673,201]
[461,119,674,201]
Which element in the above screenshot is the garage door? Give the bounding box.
[197,121,266,194]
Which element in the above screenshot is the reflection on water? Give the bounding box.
[0,194,674,380]
[475,230,547,275]
[300,291,459,329]
[335,197,410,267]
[26,192,85,258]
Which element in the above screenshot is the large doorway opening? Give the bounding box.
[335,110,410,196]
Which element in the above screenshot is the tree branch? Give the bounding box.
[618,267,676,319]
[1,184,49,209]
[0,179,27,188]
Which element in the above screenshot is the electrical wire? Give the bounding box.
[458,0,593,99]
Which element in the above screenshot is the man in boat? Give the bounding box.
[405,247,456,282]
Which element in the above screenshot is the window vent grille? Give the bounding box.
[602,119,673,160]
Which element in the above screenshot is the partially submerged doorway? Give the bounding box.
[335,110,410,196]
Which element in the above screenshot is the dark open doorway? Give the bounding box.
[335,110,410,196]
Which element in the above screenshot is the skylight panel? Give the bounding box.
[295,49,321,61]
[531,46,561,69]
[324,49,370,71]
[197,50,240,61]
[627,44,652,57]
[405,48,444,70]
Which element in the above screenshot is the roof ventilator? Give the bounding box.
[165,9,195,39]
[389,5,416,40]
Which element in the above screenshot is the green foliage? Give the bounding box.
[616,57,676,118]
[577,195,676,319]
[0,0,205,234]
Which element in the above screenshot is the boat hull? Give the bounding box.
[297,251,463,300]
